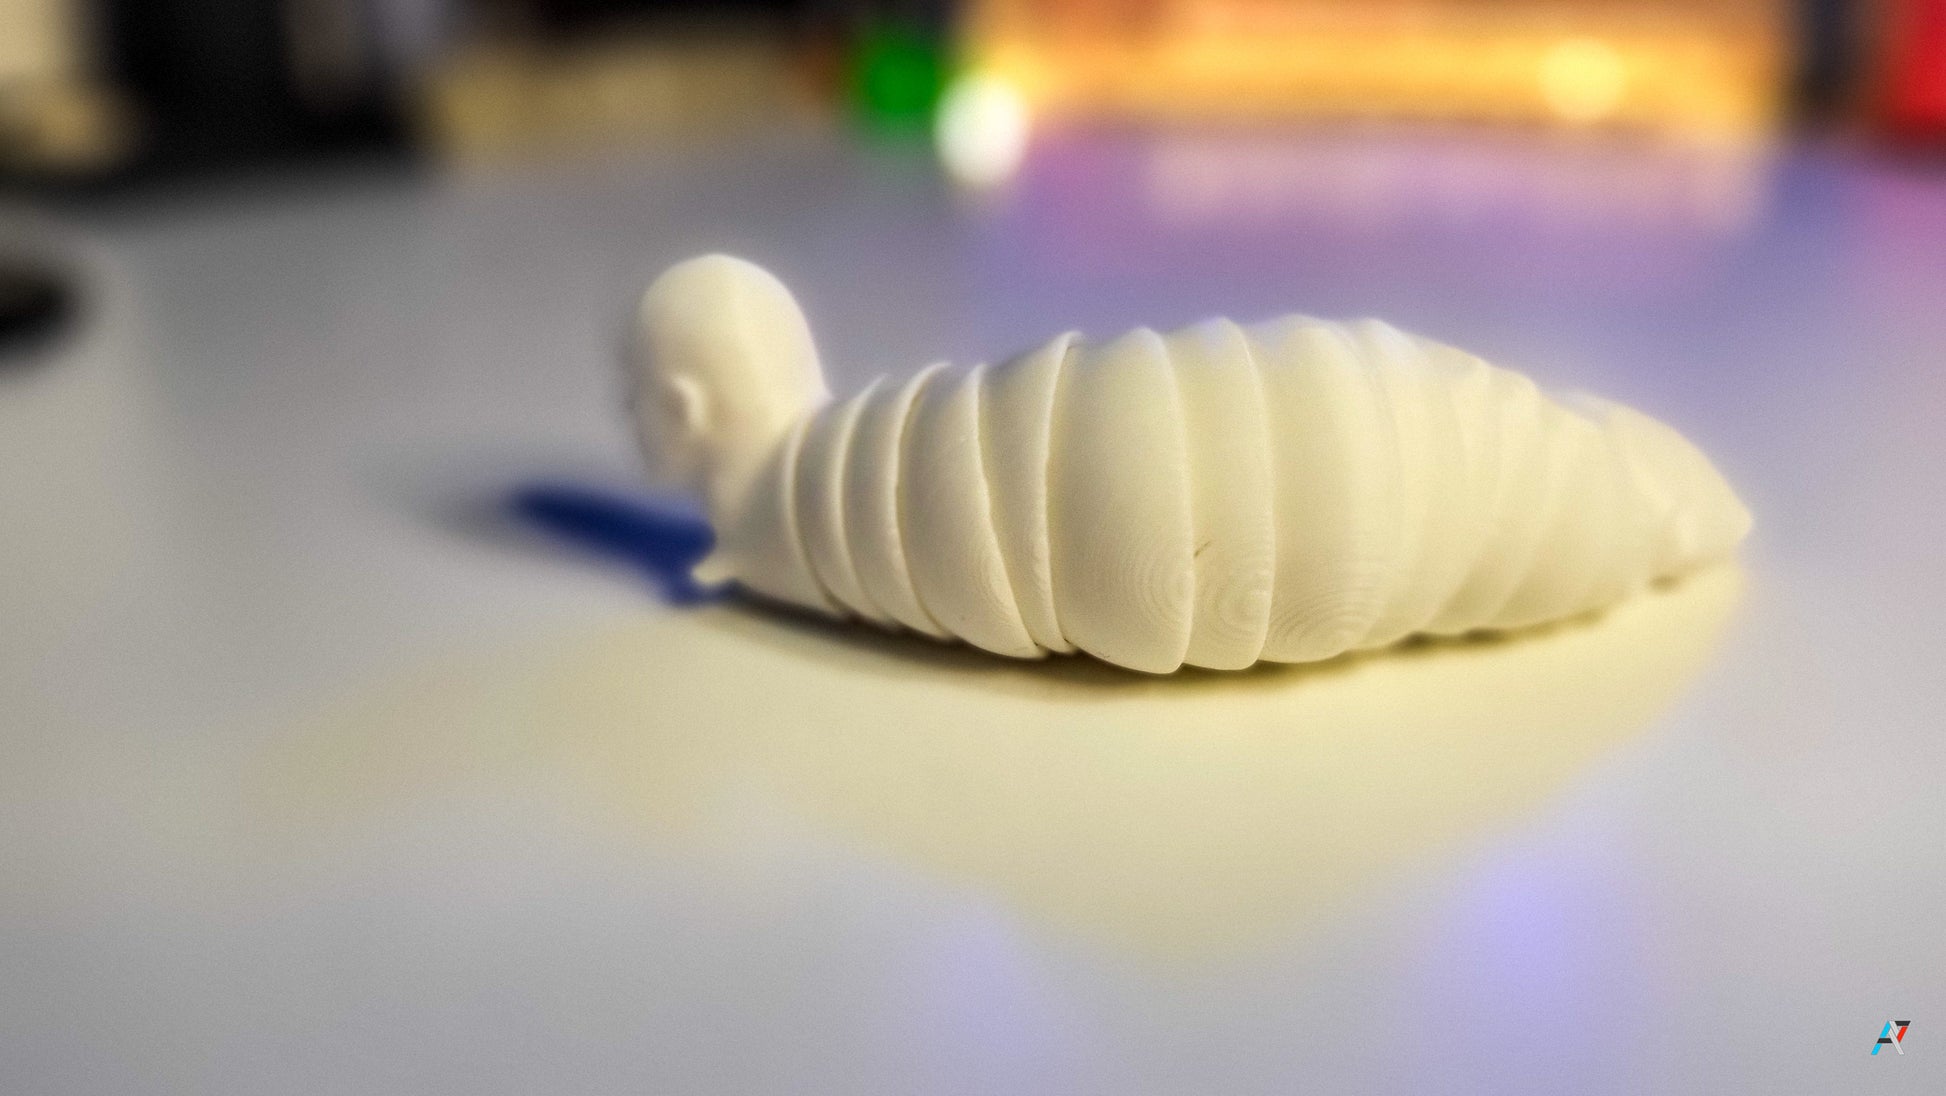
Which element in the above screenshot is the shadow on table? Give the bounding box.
[255,497,1746,963]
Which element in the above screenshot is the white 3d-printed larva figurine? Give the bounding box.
[627,254,1750,673]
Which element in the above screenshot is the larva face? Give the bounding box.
[632,254,831,503]
[630,367,712,493]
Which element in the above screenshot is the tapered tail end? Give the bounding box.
[1608,401,1753,575]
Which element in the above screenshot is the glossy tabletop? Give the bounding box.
[3,129,1943,1093]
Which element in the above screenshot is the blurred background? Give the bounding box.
[5,3,1946,1092]
[3,0,1945,365]
[0,0,1941,192]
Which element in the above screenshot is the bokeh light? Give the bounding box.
[1539,36,1630,125]
[935,72,1032,188]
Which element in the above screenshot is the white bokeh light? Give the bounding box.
[935,72,1031,188]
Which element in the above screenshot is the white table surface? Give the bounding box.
[3,128,1943,1093]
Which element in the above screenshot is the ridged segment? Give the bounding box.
[1049,328,1196,673]
[901,363,1040,658]
[1422,352,1519,634]
[1429,367,1555,631]
[980,333,1077,654]
[1490,407,1612,629]
[1385,332,1498,641]
[1570,394,1676,604]
[842,366,951,638]
[1255,318,1401,663]
[1353,320,1452,649]
[1167,319,1275,670]
[794,389,889,624]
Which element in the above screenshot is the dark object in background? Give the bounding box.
[0,260,77,365]
[96,0,408,181]
[1795,0,1866,119]
[515,0,809,34]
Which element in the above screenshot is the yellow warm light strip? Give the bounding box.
[967,1,1786,136]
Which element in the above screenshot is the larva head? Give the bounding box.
[629,254,830,502]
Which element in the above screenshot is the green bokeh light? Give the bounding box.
[853,23,951,131]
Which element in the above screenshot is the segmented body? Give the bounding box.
[718,315,1731,673]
